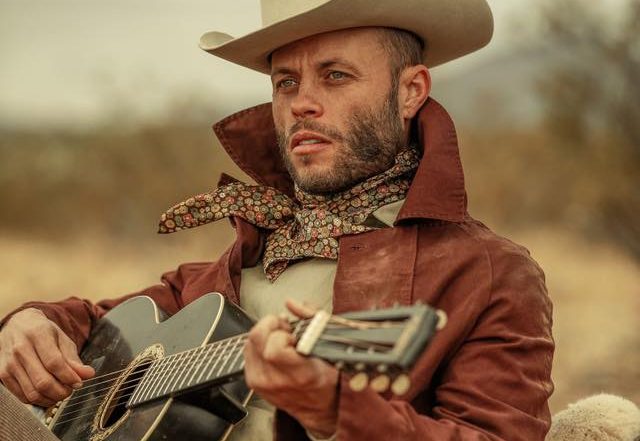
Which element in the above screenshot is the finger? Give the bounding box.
[57,331,95,381]
[248,315,285,353]
[277,311,297,331]
[243,338,268,390]
[17,343,72,402]
[8,358,55,407]
[285,299,318,319]
[262,330,300,366]
[31,331,83,387]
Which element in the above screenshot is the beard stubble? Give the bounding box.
[276,86,405,195]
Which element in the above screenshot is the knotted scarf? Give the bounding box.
[159,148,420,281]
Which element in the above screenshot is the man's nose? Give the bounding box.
[290,83,323,119]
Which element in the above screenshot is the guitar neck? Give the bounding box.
[125,303,440,408]
[127,333,246,407]
[127,320,308,408]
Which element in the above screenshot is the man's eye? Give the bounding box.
[328,71,347,80]
[277,78,297,89]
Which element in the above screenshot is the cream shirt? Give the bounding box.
[226,199,404,441]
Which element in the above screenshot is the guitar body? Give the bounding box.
[49,293,253,441]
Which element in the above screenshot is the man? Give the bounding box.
[0,1,554,440]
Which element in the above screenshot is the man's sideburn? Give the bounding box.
[276,81,405,195]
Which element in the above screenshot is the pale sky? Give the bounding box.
[0,0,609,129]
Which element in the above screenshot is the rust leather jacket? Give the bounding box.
[3,98,554,440]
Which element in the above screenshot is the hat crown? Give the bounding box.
[202,0,494,74]
[260,0,329,26]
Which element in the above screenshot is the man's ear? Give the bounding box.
[399,65,431,120]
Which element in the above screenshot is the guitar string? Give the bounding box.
[52,322,319,429]
[53,326,396,431]
[66,334,247,402]
[64,317,311,403]
[51,338,249,427]
[62,318,313,406]
[52,313,399,428]
[51,320,315,427]
[69,319,311,390]
[60,335,248,412]
[62,316,313,411]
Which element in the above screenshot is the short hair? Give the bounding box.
[377,28,424,79]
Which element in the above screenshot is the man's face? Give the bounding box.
[270,28,405,194]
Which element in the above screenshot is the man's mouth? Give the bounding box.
[290,131,332,155]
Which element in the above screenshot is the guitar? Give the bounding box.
[42,293,443,441]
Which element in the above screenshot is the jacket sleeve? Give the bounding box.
[276,244,554,441]
[0,262,213,350]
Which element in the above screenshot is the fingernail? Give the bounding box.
[72,382,83,389]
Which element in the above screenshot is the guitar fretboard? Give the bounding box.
[127,321,307,408]
[127,334,245,407]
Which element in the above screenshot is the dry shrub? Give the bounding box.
[535,0,640,260]
[0,121,248,240]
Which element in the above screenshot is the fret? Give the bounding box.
[196,342,222,384]
[131,326,301,406]
[215,337,240,378]
[136,358,165,403]
[176,347,201,391]
[204,338,232,381]
[159,352,185,396]
[165,350,191,396]
[129,360,153,405]
[132,360,159,404]
[227,338,244,375]
[185,345,208,389]
[154,355,176,398]
[142,357,172,402]
[129,324,306,407]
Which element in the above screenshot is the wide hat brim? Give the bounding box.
[200,0,494,74]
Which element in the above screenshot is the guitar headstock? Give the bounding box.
[293,304,446,395]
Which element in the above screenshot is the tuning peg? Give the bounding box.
[391,374,411,396]
[370,374,391,393]
[436,309,448,330]
[354,362,366,371]
[334,361,345,370]
[349,372,369,392]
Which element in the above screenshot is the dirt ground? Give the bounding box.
[1,225,638,414]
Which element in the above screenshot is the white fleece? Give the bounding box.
[547,394,640,441]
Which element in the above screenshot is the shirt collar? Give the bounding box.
[213,97,467,223]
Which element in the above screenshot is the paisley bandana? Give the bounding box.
[159,148,420,281]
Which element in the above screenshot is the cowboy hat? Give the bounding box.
[200,0,494,74]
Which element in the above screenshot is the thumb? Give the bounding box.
[57,330,95,380]
[69,360,95,380]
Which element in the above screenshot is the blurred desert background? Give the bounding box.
[1,0,638,414]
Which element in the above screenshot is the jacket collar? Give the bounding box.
[212,97,467,223]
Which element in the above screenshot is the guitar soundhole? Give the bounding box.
[100,360,150,429]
